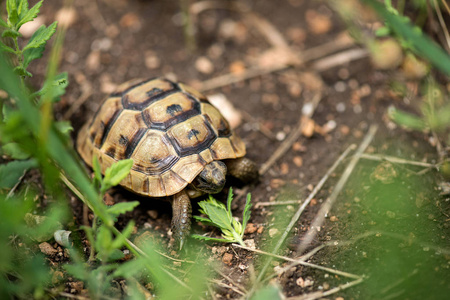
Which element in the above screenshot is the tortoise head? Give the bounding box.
[192,161,227,194]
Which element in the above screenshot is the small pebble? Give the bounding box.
[301,118,315,137]
[222,253,233,264]
[334,81,346,92]
[245,223,258,234]
[68,281,84,293]
[292,142,306,152]
[296,276,314,287]
[268,228,279,237]
[229,60,246,74]
[276,131,286,141]
[280,163,289,175]
[120,12,141,31]
[39,242,58,256]
[145,51,161,70]
[195,56,214,74]
[244,239,256,249]
[56,7,77,28]
[305,10,331,34]
[293,156,303,167]
[336,102,346,112]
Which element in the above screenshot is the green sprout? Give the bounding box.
[193,188,251,246]
[0,0,57,79]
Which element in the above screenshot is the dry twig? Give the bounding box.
[360,153,439,168]
[311,48,368,72]
[296,125,378,254]
[250,144,356,292]
[233,244,361,280]
[433,0,450,52]
[287,277,364,300]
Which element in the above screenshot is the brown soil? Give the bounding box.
[27,0,449,299]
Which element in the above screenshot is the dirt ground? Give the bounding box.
[27,0,449,299]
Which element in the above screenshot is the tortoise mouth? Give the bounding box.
[192,161,227,194]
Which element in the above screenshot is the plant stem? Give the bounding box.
[232,230,245,247]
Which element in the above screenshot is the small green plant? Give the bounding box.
[362,0,450,76]
[388,85,450,133]
[0,0,57,79]
[193,188,252,246]
[84,156,138,261]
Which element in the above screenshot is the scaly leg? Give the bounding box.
[170,190,192,250]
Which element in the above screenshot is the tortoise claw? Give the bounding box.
[171,191,192,250]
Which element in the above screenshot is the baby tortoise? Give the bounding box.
[77,78,258,248]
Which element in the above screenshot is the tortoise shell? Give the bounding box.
[77,78,246,197]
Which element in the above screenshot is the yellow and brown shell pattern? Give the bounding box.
[77,78,246,197]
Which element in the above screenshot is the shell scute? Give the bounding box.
[122,78,179,110]
[142,93,200,130]
[88,97,123,148]
[167,115,217,157]
[99,110,147,160]
[131,130,179,176]
[201,103,232,137]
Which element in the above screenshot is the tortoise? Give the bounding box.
[77,77,258,248]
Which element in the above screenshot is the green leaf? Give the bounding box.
[107,249,125,262]
[0,18,8,28]
[30,73,69,102]
[112,258,146,278]
[226,187,233,214]
[2,103,13,120]
[242,193,252,230]
[375,26,390,37]
[17,0,42,29]
[6,0,19,26]
[102,159,134,193]
[0,159,37,189]
[0,41,15,53]
[55,120,73,135]
[23,45,45,68]
[191,234,232,243]
[107,201,140,217]
[96,225,113,253]
[2,142,30,159]
[111,220,135,249]
[22,22,56,68]
[193,215,216,228]
[17,0,29,16]
[14,65,32,77]
[2,28,21,38]
[64,264,88,281]
[388,106,427,130]
[49,72,69,101]
[23,22,57,51]
[92,155,102,189]
[198,198,232,231]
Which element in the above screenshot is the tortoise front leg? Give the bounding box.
[225,157,259,183]
[170,190,192,250]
